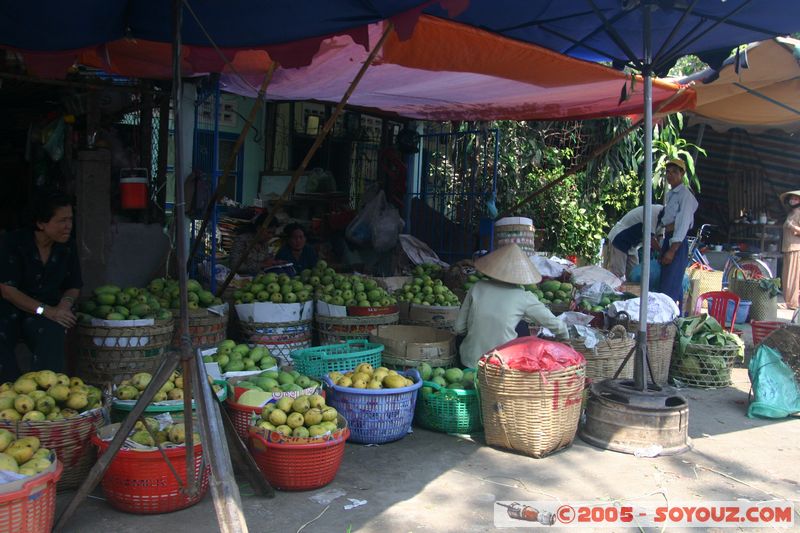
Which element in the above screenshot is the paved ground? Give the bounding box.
[55,361,800,533]
[51,307,800,532]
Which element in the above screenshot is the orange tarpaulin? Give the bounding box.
[76,17,694,121]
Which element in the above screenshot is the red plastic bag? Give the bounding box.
[481,336,584,373]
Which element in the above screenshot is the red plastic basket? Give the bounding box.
[248,429,349,491]
[751,320,787,346]
[226,399,262,439]
[92,434,209,514]
[0,406,105,491]
[0,461,63,533]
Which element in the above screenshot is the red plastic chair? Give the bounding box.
[694,290,740,333]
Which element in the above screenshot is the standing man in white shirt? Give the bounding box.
[655,159,698,311]
[605,205,664,280]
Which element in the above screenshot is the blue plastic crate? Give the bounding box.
[323,369,421,444]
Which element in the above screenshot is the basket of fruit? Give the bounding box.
[203,340,279,377]
[323,366,421,444]
[232,272,315,364]
[292,341,383,379]
[92,421,209,514]
[225,370,322,439]
[75,284,175,385]
[110,371,227,422]
[394,271,461,331]
[370,325,455,370]
[146,277,228,351]
[0,372,106,491]
[0,440,62,533]
[247,394,348,491]
[415,367,481,434]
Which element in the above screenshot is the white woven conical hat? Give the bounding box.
[474,244,542,285]
[779,190,800,203]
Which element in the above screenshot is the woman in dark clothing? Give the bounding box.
[275,223,318,273]
[0,192,82,380]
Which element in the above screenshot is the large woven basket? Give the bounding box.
[729,278,778,321]
[239,319,312,365]
[622,321,676,385]
[170,309,228,351]
[76,319,174,385]
[669,343,740,388]
[477,355,584,458]
[686,269,723,311]
[494,223,536,254]
[316,313,399,344]
[0,407,106,491]
[370,325,455,369]
[569,326,635,382]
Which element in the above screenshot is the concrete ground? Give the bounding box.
[56,368,800,532]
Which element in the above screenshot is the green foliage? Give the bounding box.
[649,113,706,199]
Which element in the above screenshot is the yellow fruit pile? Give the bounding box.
[255,394,339,439]
[328,363,414,390]
[115,371,221,403]
[0,431,52,477]
[0,372,101,422]
[125,418,200,448]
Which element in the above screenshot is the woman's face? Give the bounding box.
[789,195,800,207]
[289,228,306,251]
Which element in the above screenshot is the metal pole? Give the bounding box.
[634,5,655,391]
[210,77,221,294]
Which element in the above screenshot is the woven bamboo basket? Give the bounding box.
[494,223,536,254]
[621,320,676,385]
[729,278,778,321]
[76,319,174,385]
[316,313,399,344]
[170,309,228,351]
[687,269,723,311]
[568,326,635,382]
[0,407,106,491]
[669,342,740,388]
[239,319,312,365]
[477,355,585,458]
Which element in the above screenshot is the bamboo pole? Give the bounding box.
[187,63,277,266]
[216,22,395,297]
[497,86,689,219]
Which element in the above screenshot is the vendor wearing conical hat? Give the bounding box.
[454,244,569,368]
[780,190,800,309]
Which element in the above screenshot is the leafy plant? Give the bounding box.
[650,113,706,199]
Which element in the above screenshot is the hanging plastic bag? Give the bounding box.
[42,118,66,161]
[345,191,385,246]
[371,201,405,252]
[747,345,800,419]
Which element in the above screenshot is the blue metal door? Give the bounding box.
[407,127,498,263]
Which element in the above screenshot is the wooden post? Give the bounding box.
[187,63,277,266]
[215,22,396,296]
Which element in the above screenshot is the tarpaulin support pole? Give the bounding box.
[215,21,396,297]
[187,62,277,268]
[496,85,688,220]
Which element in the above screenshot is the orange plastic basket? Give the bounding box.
[751,320,786,346]
[92,434,209,514]
[248,429,349,491]
[0,461,63,533]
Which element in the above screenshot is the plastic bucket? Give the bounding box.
[120,177,147,209]
[708,299,751,324]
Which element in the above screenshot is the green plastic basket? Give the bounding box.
[415,380,482,434]
[291,340,383,379]
[110,379,227,422]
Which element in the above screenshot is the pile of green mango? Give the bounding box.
[524,279,573,305]
[203,339,277,373]
[78,285,173,323]
[577,292,625,312]
[149,277,223,310]
[418,363,475,392]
